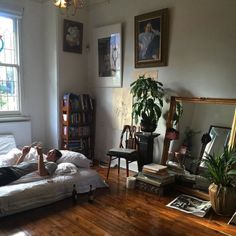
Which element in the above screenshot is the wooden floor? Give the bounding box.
[0,166,236,236]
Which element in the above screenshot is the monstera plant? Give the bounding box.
[130,75,164,132]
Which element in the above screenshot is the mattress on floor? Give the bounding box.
[0,168,108,217]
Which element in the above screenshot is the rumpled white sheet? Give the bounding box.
[0,168,108,217]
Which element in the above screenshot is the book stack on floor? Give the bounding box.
[135,163,175,196]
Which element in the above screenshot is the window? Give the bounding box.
[0,14,21,114]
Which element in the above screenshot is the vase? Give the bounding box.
[209,183,236,216]
[140,119,157,132]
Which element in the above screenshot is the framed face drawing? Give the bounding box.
[63,19,83,54]
[93,23,122,87]
[135,8,169,68]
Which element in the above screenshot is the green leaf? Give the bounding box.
[227,169,236,176]
[130,75,164,127]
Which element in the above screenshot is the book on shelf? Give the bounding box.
[61,92,94,161]
[84,94,89,111]
[63,114,68,122]
[79,94,85,110]
[63,138,89,150]
[63,126,68,136]
[89,96,94,110]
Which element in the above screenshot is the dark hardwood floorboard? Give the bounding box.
[0,166,236,236]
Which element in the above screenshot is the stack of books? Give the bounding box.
[143,163,168,176]
[136,163,175,191]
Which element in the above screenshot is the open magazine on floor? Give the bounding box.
[166,194,211,217]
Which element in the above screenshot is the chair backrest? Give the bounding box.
[119,125,138,149]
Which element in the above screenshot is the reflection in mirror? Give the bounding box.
[161,97,236,199]
[201,125,231,161]
[168,105,234,174]
[162,97,236,167]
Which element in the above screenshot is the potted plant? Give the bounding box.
[165,101,183,140]
[130,75,164,132]
[201,148,236,216]
[173,101,183,126]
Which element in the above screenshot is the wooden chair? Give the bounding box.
[106,125,138,179]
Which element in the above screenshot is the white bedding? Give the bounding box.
[0,168,108,217]
[0,135,108,217]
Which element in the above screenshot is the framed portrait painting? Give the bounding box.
[63,19,83,53]
[135,8,168,68]
[93,23,122,87]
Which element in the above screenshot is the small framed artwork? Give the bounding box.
[63,19,83,53]
[135,8,169,68]
[93,23,122,87]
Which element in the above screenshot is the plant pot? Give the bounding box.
[165,128,179,140]
[208,183,236,216]
[140,119,157,132]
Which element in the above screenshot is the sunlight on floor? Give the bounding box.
[10,232,30,236]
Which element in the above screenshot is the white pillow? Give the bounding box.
[0,148,22,166]
[0,134,17,155]
[54,162,78,175]
[57,150,92,168]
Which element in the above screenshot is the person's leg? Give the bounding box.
[0,167,20,186]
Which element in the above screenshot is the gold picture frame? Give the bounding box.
[63,19,83,54]
[135,8,169,68]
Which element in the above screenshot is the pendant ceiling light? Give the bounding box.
[53,0,85,15]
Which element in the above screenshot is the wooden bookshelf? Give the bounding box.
[60,93,95,162]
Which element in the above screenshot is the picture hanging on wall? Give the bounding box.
[135,8,169,68]
[63,19,83,54]
[93,23,122,87]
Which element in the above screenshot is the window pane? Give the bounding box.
[0,16,16,64]
[0,66,19,111]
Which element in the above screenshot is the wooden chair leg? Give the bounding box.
[106,156,112,179]
[126,159,129,177]
[118,157,120,175]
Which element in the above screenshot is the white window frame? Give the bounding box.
[0,10,22,116]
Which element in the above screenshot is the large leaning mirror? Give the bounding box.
[161,96,236,199]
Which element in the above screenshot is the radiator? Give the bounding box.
[0,120,32,148]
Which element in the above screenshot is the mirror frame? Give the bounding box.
[161,96,236,165]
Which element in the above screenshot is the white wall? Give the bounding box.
[58,10,89,98]
[41,1,89,149]
[42,1,59,149]
[0,0,46,145]
[0,0,90,150]
[87,0,236,167]
[1,0,236,164]
[20,1,46,144]
[41,1,90,149]
[56,7,90,149]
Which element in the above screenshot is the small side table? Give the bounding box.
[135,132,160,171]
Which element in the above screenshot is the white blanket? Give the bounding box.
[0,137,108,217]
[0,168,108,217]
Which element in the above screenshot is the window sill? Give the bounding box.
[0,115,31,123]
